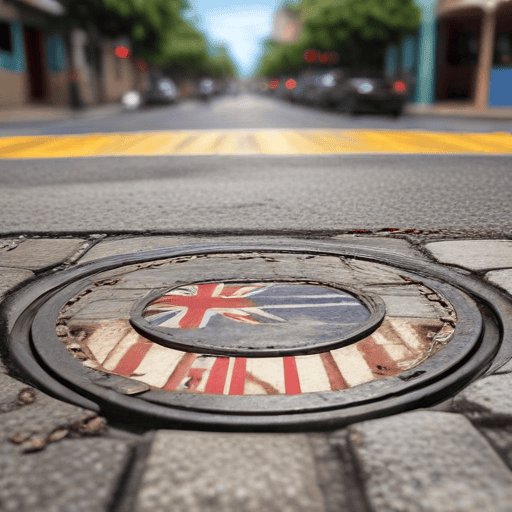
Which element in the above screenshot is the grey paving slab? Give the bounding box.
[479,428,512,469]
[0,381,98,445]
[425,240,512,270]
[79,235,422,265]
[349,411,512,512]
[452,372,512,419]
[0,267,34,300]
[135,431,325,512]
[0,437,130,512]
[486,269,512,295]
[0,238,86,270]
[79,236,219,263]
[333,235,428,259]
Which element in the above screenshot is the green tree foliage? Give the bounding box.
[57,0,237,77]
[257,0,421,77]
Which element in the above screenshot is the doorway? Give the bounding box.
[24,26,46,101]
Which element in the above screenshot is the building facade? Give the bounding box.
[0,0,67,107]
[0,0,147,109]
[271,6,302,44]
[385,0,512,108]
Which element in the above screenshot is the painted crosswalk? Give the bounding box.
[1,129,511,158]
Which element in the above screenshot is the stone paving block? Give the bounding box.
[0,267,34,300]
[333,235,427,258]
[135,431,325,512]
[425,240,512,271]
[0,437,130,512]
[479,428,512,469]
[486,269,512,295]
[0,238,86,270]
[349,411,512,512]
[452,372,512,419]
[0,373,35,413]
[79,236,233,263]
[0,383,97,444]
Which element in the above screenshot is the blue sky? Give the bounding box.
[187,0,281,76]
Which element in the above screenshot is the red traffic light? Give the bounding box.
[285,79,297,90]
[269,79,280,90]
[115,46,130,59]
[304,49,318,63]
[393,80,407,93]
[319,53,329,64]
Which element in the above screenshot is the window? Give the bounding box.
[494,33,512,67]
[0,21,13,53]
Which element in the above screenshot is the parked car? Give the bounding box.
[327,76,408,117]
[145,78,178,105]
[199,78,215,102]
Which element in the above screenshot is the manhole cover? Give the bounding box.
[4,241,509,430]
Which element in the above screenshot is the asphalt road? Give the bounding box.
[0,95,511,235]
[2,94,512,135]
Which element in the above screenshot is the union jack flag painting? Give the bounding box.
[142,282,368,331]
[75,316,449,396]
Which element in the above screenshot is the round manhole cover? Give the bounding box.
[4,241,508,430]
[131,281,385,356]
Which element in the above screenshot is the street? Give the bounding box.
[2,95,512,512]
[1,94,512,234]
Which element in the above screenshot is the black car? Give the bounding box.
[326,77,408,117]
[145,78,178,105]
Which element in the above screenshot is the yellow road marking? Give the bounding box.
[0,130,511,158]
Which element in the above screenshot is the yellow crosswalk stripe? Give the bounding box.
[0,130,511,158]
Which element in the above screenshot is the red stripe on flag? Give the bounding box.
[162,353,196,390]
[320,352,349,390]
[205,357,229,394]
[284,356,301,395]
[357,337,400,377]
[229,358,246,395]
[113,337,153,377]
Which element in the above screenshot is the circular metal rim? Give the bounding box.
[130,279,387,357]
[2,239,507,430]
[29,259,482,415]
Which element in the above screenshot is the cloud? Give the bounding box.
[203,6,273,76]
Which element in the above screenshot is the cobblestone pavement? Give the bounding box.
[2,233,512,512]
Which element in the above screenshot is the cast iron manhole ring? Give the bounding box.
[2,240,509,431]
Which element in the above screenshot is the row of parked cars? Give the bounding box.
[267,69,409,117]
[122,77,238,109]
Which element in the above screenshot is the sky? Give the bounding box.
[187,0,281,77]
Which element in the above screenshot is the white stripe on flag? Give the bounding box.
[388,318,423,350]
[295,354,331,393]
[102,330,140,371]
[194,357,217,393]
[371,331,410,361]
[86,320,131,364]
[223,357,236,395]
[130,344,184,388]
[331,344,374,387]
[245,358,286,395]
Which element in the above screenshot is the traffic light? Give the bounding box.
[115,46,130,59]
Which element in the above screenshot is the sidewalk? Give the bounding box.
[2,233,512,511]
[0,102,125,125]
[406,101,512,120]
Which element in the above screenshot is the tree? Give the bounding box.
[256,0,421,77]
